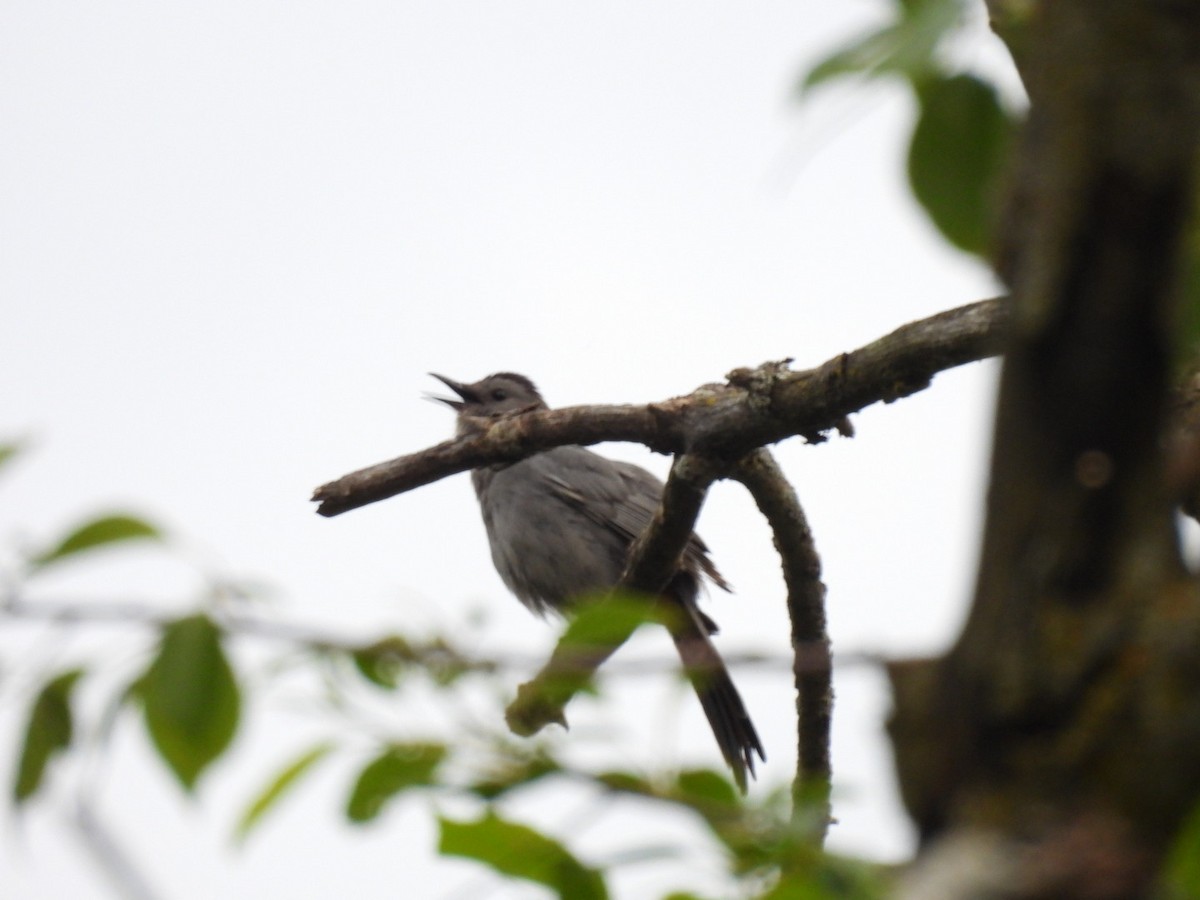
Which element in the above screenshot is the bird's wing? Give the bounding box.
[541,448,731,593]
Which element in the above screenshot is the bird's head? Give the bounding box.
[429,372,548,418]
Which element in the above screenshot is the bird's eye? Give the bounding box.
[491,389,507,401]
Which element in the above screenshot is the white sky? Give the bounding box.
[1,3,1010,898]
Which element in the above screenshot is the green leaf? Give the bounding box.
[439,811,608,900]
[675,768,739,808]
[759,875,831,900]
[346,743,446,823]
[13,669,84,804]
[762,856,889,900]
[507,593,661,736]
[549,591,661,690]
[351,636,413,689]
[140,614,240,790]
[797,0,966,95]
[468,752,560,800]
[561,591,661,649]
[235,742,334,844]
[352,635,478,688]
[594,770,657,796]
[1166,799,1200,896]
[32,513,162,569]
[907,73,1015,255]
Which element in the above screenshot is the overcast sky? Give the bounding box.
[2,3,1010,898]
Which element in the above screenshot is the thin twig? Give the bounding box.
[0,595,879,675]
[72,795,164,900]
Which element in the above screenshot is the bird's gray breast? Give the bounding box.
[471,446,650,615]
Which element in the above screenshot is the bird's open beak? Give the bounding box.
[428,373,476,410]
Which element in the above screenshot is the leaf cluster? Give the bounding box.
[2,444,880,899]
[798,0,1018,256]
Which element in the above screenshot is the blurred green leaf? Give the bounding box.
[351,636,412,689]
[798,0,966,95]
[907,73,1014,255]
[559,591,661,651]
[549,591,661,695]
[32,513,162,569]
[593,767,742,819]
[13,669,84,804]
[439,810,608,900]
[346,743,446,823]
[593,767,767,871]
[675,768,739,808]
[352,635,480,688]
[0,441,23,473]
[593,767,881,896]
[235,742,334,844]
[1166,799,1200,897]
[468,751,560,800]
[140,614,240,790]
[594,769,657,796]
[759,876,829,900]
[762,855,889,900]
[670,769,762,868]
[507,593,661,735]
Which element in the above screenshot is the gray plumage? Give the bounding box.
[431,372,764,789]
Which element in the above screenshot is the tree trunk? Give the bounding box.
[889,3,1200,895]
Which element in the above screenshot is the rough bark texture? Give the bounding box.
[890,2,1200,894]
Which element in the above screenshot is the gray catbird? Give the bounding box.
[431,372,764,789]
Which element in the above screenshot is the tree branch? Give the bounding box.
[733,449,832,841]
[312,298,1008,517]
[0,594,877,676]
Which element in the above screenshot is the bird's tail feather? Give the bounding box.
[669,609,764,792]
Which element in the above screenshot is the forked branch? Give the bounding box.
[312,298,1008,517]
